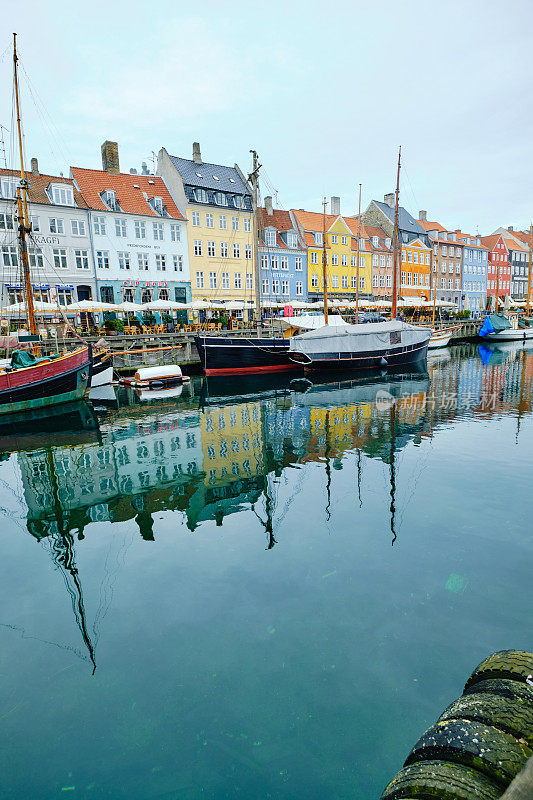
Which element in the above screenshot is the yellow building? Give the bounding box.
[291,203,372,300]
[158,143,256,306]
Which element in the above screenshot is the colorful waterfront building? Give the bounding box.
[157,143,255,309]
[363,194,428,246]
[365,226,393,299]
[492,227,531,300]
[480,233,517,303]
[1,160,96,307]
[418,213,463,307]
[457,232,488,314]
[291,198,371,301]
[259,197,308,303]
[400,237,432,300]
[71,142,190,308]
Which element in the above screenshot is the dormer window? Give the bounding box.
[372,236,379,247]
[265,230,276,246]
[51,183,74,206]
[314,232,323,246]
[233,195,243,209]
[214,191,227,206]
[385,237,391,248]
[359,238,365,250]
[287,233,297,248]
[194,188,208,203]
[0,177,17,199]
[151,196,164,215]
[102,189,118,210]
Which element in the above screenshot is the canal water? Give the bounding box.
[0,343,531,800]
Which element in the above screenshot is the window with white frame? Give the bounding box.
[372,254,378,266]
[196,271,204,288]
[352,276,358,288]
[341,275,348,288]
[246,273,253,289]
[413,252,418,264]
[0,212,15,230]
[134,220,146,239]
[311,252,318,264]
[351,255,357,267]
[214,192,227,206]
[272,279,280,294]
[331,234,338,244]
[341,235,347,245]
[207,241,215,257]
[1,245,17,266]
[244,218,251,232]
[219,215,227,230]
[233,243,240,258]
[93,216,105,235]
[155,254,166,271]
[138,253,149,271]
[282,280,289,295]
[380,255,385,267]
[359,238,365,250]
[194,240,202,256]
[448,263,453,274]
[380,275,385,287]
[314,232,323,246]
[209,271,217,288]
[311,274,318,288]
[220,242,228,258]
[51,183,74,205]
[261,254,268,269]
[386,275,392,288]
[231,216,239,231]
[53,248,68,269]
[30,215,39,231]
[387,256,392,268]
[295,256,302,271]
[96,250,109,269]
[401,271,406,285]
[359,256,364,268]
[115,218,127,237]
[101,189,117,210]
[413,273,418,286]
[0,178,16,198]
[280,256,289,270]
[332,275,339,287]
[28,247,43,268]
[153,222,164,240]
[192,211,200,227]
[341,254,347,266]
[372,275,379,287]
[118,251,130,270]
[265,230,276,246]
[262,279,269,294]
[173,255,183,272]
[49,217,64,234]
[448,278,453,290]
[455,278,460,290]
[221,272,230,289]
[234,272,242,289]
[407,273,412,286]
[456,263,461,274]
[169,223,180,242]
[332,254,338,266]
[194,189,208,203]
[296,281,303,295]
[441,262,446,273]
[245,244,252,260]
[70,219,85,236]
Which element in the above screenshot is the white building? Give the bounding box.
[71,142,191,309]
[0,160,96,308]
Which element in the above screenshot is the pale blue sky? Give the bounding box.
[3,0,533,233]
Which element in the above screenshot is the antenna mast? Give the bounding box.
[391,147,401,320]
[322,198,328,324]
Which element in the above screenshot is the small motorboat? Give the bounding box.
[479,313,533,342]
[120,364,190,390]
[427,325,461,349]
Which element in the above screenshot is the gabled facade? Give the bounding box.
[259,198,307,302]
[158,143,255,304]
[492,227,531,300]
[71,142,190,307]
[418,213,463,307]
[363,194,428,246]
[400,237,432,299]
[480,233,514,301]
[457,232,488,313]
[1,161,96,307]
[365,225,393,299]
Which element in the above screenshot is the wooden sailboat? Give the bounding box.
[0,35,91,415]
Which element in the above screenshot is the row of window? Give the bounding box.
[464,282,485,292]
[310,274,365,289]
[464,263,486,274]
[1,244,90,270]
[264,230,299,248]
[488,280,510,290]
[96,250,183,273]
[400,273,431,287]
[194,271,253,290]
[403,251,430,265]
[437,278,461,290]
[7,287,73,305]
[261,279,302,296]
[490,265,511,275]
[100,286,186,305]
[193,240,252,259]
[434,244,462,257]
[260,255,303,270]
[439,262,462,274]
[0,211,183,243]
[0,178,75,206]
[372,254,393,268]
[464,249,488,261]
[192,189,246,208]
[372,275,393,288]
[191,210,252,232]
[310,252,363,266]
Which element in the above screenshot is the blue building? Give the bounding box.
[259,197,307,304]
[459,234,488,315]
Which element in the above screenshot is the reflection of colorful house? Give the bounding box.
[200,401,264,489]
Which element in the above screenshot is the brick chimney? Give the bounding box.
[30,157,39,176]
[265,195,273,215]
[101,141,120,174]
[384,193,395,209]
[508,226,514,231]
[192,142,202,164]
[419,210,427,222]
[331,196,340,215]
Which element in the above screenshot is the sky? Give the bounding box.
[2,0,533,234]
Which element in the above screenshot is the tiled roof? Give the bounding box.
[261,208,294,232]
[0,167,88,208]
[502,235,527,252]
[418,219,447,233]
[481,234,500,252]
[372,200,426,235]
[291,208,338,232]
[508,229,532,246]
[70,167,185,219]
[166,152,250,195]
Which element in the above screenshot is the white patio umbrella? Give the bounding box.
[69,300,120,312]
[116,301,143,313]
[142,299,188,312]
[221,300,247,310]
[6,301,75,315]
[187,300,214,310]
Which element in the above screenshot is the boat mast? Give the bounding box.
[495,246,500,313]
[13,33,38,339]
[249,150,262,332]
[391,146,401,320]
[355,183,362,323]
[527,223,532,317]
[322,197,328,324]
[431,253,437,327]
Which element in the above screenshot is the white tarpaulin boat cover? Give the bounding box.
[289,320,431,356]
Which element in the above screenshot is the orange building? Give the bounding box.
[400,237,432,299]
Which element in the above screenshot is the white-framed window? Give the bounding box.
[352,275,358,288]
[262,279,269,294]
[70,219,85,236]
[204,213,213,229]
[170,223,181,242]
[173,255,183,272]
[296,281,303,295]
[245,244,252,260]
[341,275,348,288]
[265,230,276,246]
[314,232,323,246]
[341,235,347,245]
[115,218,127,237]
[102,189,117,210]
[246,273,253,289]
[194,240,202,256]
[372,274,379,288]
[311,251,318,264]
[0,177,17,198]
[194,188,208,203]
[214,192,227,206]
[32,215,42,231]
[96,250,109,269]
[134,220,146,239]
[207,241,215,257]
[331,234,338,244]
[386,275,392,288]
[380,254,385,267]
[372,254,378,266]
[231,216,239,231]
[221,272,230,289]
[234,272,242,289]
[295,256,302,271]
[152,197,164,216]
[401,271,406,285]
[93,215,105,235]
[244,218,251,232]
[387,256,392,268]
[455,278,460,290]
[332,254,338,266]
[282,280,289,295]
[448,263,453,274]
[280,256,289,270]
[138,253,149,271]
[219,215,227,230]
[380,275,385,287]
[220,242,228,258]
[53,248,68,269]
[233,243,240,258]
[209,271,217,288]
[441,262,447,273]
[2,245,18,266]
[341,254,347,266]
[271,255,279,270]
[413,273,418,286]
[456,263,461,274]
[28,247,43,268]
[311,274,318,288]
[153,222,164,240]
[51,183,74,205]
[192,211,200,227]
[261,254,268,269]
[359,256,364,268]
[332,275,339,287]
[407,272,412,286]
[118,251,130,270]
[448,278,453,290]
[155,254,166,271]
[351,255,356,267]
[272,279,280,294]
[196,271,204,288]
[49,217,64,234]
[413,251,418,264]
[360,238,366,250]
[0,212,15,230]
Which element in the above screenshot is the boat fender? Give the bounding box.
[527,676,533,687]
[380,357,388,366]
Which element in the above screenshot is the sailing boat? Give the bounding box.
[479,233,533,342]
[0,35,91,415]
[288,149,432,370]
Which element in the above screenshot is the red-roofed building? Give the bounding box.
[71,142,191,308]
[259,197,308,303]
[418,211,464,308]
[481,233,513,302]
[491,227,531,300]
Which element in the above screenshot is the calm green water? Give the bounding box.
[0,343,532,800]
